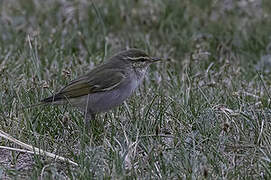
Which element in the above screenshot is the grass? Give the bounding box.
[1,0,271,179]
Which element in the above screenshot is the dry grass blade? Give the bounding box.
[0,130,78,166]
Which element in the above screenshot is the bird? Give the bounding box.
[37,49,162,130]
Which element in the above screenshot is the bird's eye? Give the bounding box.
[138,58,147,62]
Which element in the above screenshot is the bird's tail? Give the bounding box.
[19,94,66,111]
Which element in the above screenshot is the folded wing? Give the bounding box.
[41,69,126,103]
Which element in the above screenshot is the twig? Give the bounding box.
[0,130,78,166]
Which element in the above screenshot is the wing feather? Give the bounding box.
[42,68,126,103]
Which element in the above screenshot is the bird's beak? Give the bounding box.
[150,57,163,63]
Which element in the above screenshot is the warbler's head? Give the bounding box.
[115,49,162,69]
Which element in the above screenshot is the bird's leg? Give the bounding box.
[81,112,95,146]
[85,111,106,145]
[84,94,93,134]
[83,96,103,144]
[85,112,95,134]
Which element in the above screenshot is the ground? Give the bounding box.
[1,0,271,179]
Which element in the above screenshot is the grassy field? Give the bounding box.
[1,0,271,179]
